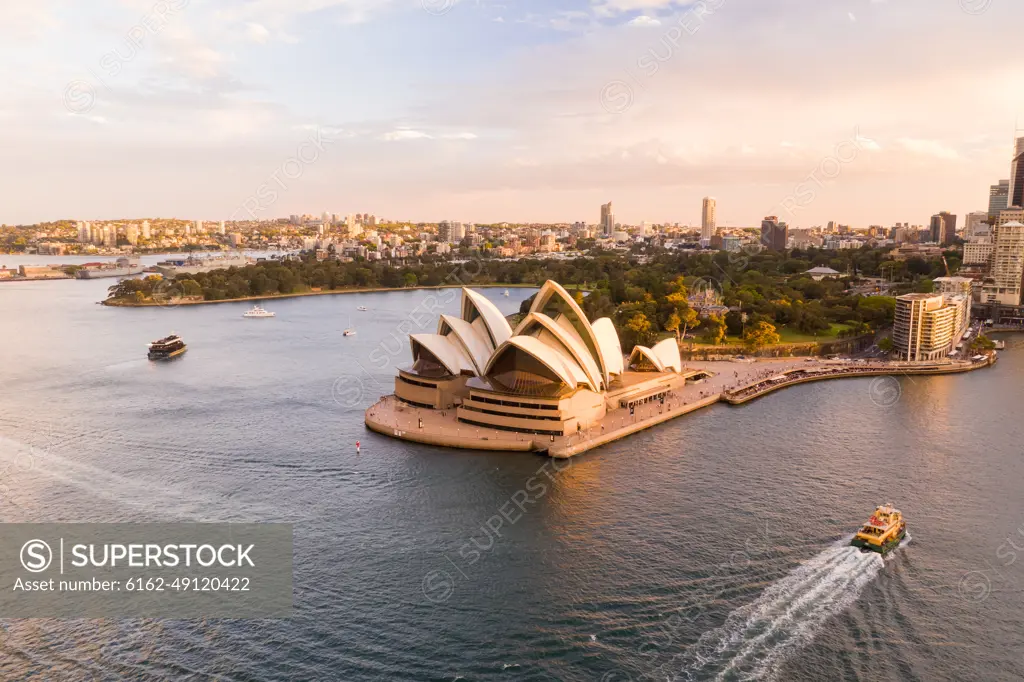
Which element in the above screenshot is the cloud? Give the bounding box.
[380,129,433,141]
[245,22,271,43]
[897,138,959,160]
[627,15,661,26]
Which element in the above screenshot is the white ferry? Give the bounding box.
[344,329,357,337]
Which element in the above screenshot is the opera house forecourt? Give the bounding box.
[365,281,714,457]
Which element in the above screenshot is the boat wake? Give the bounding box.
[670,543,884,681]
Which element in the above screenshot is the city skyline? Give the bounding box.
[2,1,1024,226]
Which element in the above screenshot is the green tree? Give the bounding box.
[970,335,995,352]
[701,314,727,345]
[878,337,894,353]
[625,312,652,347]
[180,279,203,298]
[403,272,418,288]
[665,311,682,339]
[679,307,700,340]
[743,320,781,351]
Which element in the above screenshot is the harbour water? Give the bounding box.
[0,279,1022,680]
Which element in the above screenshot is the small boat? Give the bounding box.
[243,304,275,318]
[503,289,510,297]
[357,306,368,311]
[851,503,906,555]
[343,329,357,337]
[148,334,187,361]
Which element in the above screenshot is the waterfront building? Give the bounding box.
[983,219,1024,305]
[391,281,685,436]
[701,197,717,243]
[141,220,151,239]
[934,276,974,325]
[760,216,788,251]
[892,293,969,361]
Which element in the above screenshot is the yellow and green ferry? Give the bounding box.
[148,334,187,361]
[851,503,906,554]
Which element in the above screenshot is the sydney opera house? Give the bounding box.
[386,281,692,438]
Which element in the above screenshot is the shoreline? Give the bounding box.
[102,283,538,307]
[364,356,998,459]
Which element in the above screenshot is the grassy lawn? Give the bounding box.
[776,323,852,343]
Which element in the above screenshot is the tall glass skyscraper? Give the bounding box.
[1009,137,1024,208]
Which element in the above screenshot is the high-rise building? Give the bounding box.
[1009,137,1024,208]
[760,216,788,251]
[195,220,204,234]
[126,224,139,246]
[600,202,615,237]
[989,179,1010,217]
[438,221,452,243]
[103,225,116,247]
[933,276,973,325]
[929,212,957,245]
[983,215,1024,305]
[892,293,969,361]
[963,237,994,266]
[141,220,151,239]
[219,220,226,235]
[451,222,466,242]
[701,197,716,243]
[964,211,989,239]
[77,221,91,243]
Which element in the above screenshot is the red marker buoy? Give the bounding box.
[356,440,361,453]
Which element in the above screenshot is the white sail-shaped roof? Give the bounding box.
[628,346,664,372]
[438,314,492,375]
[529,281,608,383]
[410,334,475,377]
[650,338,682,373]
[462,289,512,349]
[515,312,604,391]
[591,317,625,377]
[484,335,593,392]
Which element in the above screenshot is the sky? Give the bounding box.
[2,0,1023,227]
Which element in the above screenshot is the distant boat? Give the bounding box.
[147,334,187,361]
[357,306,368,311]
[503,289,510,297]
[344,329,357,337]
[243,304,275,318]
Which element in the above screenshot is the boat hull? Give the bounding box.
[851,526,906,555]
[148,346,187,361]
